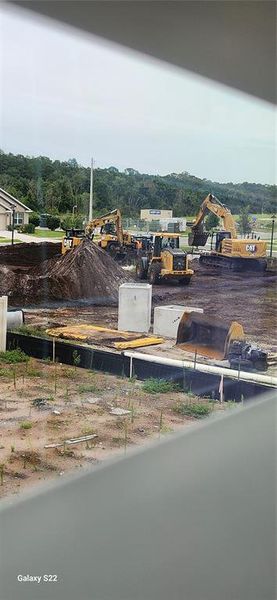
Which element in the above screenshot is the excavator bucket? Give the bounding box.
[188,232,209,246]
[176,312,245,359]
[188,229,209,247]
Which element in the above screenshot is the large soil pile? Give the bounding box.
[0,241,61,267]
[1,239,132,305]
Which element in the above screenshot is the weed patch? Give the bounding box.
[78,383,99,394]
[173,402,212,419]
[19,421,33,430]
[14,325,47,338]
[0,349,29,364]
[142,378,181,394]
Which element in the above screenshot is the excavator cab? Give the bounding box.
[215,231,231,251]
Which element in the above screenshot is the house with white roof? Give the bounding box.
[0,188,32,230]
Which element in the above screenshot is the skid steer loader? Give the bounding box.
[136,233,193,285]
[176,311,268,370]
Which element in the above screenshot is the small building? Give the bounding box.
[0,188,32,230]
[140,209,173,221]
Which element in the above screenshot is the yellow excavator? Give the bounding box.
[62,209,139,260]
[188,194,267,271]
[85,209,136,260]
[136,232,193,285]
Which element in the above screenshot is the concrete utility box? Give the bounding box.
[153,305,204,339]
[118,283,152,333]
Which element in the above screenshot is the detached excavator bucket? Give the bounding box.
[176,312,245,360]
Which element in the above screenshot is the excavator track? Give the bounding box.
[199,253,267,272]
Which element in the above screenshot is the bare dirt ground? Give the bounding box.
[23,262,277,354]
[0,357,226,500]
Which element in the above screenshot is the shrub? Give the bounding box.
[0,349,29,363]
[19,223,35,234]
[46,215,60,231]
[174,402,212,419]
[142,378,181,394]
[29,213,40,227]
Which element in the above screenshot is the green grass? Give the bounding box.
[173,402,212,419]
[0,237,21,244]
[142,378,182,394]
[0,349,30,363]
[32,229,63,238]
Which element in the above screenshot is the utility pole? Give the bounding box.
[89,157,93,222]
[270,214,275,258]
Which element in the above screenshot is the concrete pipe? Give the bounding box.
[7,310,24,330]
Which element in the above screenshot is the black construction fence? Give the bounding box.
[6,332,274,402]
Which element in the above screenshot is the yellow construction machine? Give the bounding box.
[62,209,138,260]
[188,194,267,271]
[136,232,193,285]
[61,229,86,255]
[85,209,139,261]
[176,311,268,370]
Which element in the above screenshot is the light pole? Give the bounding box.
[11,208,15,246]
[72,205,77,216]
[89,157,93,222]
[270,214,276,258]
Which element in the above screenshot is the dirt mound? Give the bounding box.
[3,239,133,305]
[0,241,61,267]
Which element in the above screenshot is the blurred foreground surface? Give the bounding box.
[0,393,275,600]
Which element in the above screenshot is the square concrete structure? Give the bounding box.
[118,283,152,333]
[153,305,204,339]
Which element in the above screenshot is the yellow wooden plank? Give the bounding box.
[114,337,164,350]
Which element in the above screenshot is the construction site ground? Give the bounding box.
[22,265,277,361]
[0,358,227,499]
[1,241,276,499]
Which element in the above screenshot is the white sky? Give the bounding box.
[0,5,276,184]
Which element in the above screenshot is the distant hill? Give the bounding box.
[0,150,275,217]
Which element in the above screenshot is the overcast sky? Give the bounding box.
[0,5,276,184]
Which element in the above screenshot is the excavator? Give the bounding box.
[136,232,193,285]
[85,209,137,260]
[62,209,139,260]
[188,194,267,271]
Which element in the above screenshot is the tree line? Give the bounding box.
[0,150,275,219]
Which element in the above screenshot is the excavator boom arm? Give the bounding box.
[85,209,124,244]
[192,194,237,239]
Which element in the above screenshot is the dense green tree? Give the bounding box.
[237,205,253,235]
[0,151,275,219]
